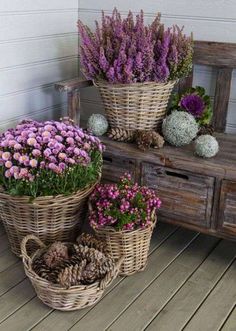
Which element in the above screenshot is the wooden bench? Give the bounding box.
[55,40,236,241]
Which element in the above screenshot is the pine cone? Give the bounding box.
[32,256,52,281]
[107,127,135,142]
[44,242,69,268]
[135,130,164,151]
[198,124,214,136]
[57,260,87,288]
[76,233,108,254]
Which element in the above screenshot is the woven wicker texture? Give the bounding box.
[95,80,176,131]
[0,179,99,256]
[94,218,156,276]
[21,235,122,311]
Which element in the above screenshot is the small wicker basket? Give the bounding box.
[21,234,123,311]
[0,177,100,256]
[94,217,157,276]
[95,80,176,131]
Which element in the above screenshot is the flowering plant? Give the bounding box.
[89,173,161,231]
[78,8,193,84]
[0,119,104,198]
[170,86,212,125]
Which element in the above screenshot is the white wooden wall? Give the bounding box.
[78,1,236,133]
[0,0,79,131]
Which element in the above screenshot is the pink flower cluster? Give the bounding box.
[89,173,161,231]
[0,119,104,182]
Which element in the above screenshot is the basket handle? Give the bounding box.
[99,255,124,290]
[20,234,46,267]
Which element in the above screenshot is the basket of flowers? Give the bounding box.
[89,173,161,276]
[0,118,104,256]
[21,233,123,310]
[78,8,193,131]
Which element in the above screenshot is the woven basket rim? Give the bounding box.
[0,172,101,201]
[94,79,177,89]
[21,237,121,292]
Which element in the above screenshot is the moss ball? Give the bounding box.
[162,110,199,146]
[195,134,219,158]
[87,114,108,136]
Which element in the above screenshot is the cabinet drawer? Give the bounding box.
[218,180,236,235]
[102,153,136,183]
[141,162,214,227]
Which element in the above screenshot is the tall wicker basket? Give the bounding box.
[95,80,176,131]
[94,217,157,276]
[0,178,99,256]
[21,235,123,311]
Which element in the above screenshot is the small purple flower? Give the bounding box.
[180,94,205,118]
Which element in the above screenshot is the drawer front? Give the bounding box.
[218,180,236,235]
[141,162,214,227]
[102,153,136,183]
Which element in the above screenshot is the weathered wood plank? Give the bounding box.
[183,260,236,331]
[0,262,25,297]
[0,234,9,254]
[146,240,236,331]
[68,229,199,331]
[193,41,236,67]
[31,223,178,331]
[213,68,233,132]
[0,249,18,273]
[106,235,218,331]
[0,279,35,324]
[55,78,93,92]
[222,306,236,331]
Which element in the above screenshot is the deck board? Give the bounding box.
[145,240,236,331]
[0,222,234,331]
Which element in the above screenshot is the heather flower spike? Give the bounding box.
[78,8,193,84]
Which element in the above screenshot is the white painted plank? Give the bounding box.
[106,235,218,331]
[0,85,66,123]
[0,34,78,69]
[146,240,236,331]
[0,11,78,42]
[69,229,199,331]
[183,260,236,331]
[32,223,178,331]
[0,58,78,96]
[79,0,236,21]
[0,103,67,133]
[222,307,236,331]
[0,0,78,12]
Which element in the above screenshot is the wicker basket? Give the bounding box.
[21,235,123,311]
[94,217,157,276]
[0,177,100,256]
[95,80,176,131]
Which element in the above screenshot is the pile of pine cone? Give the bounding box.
[107,127,165,151]
[32,234,115,288]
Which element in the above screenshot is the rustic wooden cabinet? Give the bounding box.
[141,163,214,229]
[218,180,236,236]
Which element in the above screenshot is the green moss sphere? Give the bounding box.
[162,110,199,146]
[87,114,108,136]
[195,134,219,158]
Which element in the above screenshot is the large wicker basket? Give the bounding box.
[0,178,100,256]
[94,217,157,276]
[21,235,123,311]
[95,80,176,131]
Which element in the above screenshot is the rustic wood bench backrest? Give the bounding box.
[55,40,236,133]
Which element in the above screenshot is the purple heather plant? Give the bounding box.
[0,118,104,197]
[89,173,161,231]
[78,8,193,84]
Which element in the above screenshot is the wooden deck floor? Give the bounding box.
[0,222,235,331]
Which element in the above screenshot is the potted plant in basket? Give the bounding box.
[78,8,193,131]
[89,173,161,276]
[0,118,104,256]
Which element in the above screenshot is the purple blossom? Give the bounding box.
[180,94,205,118]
